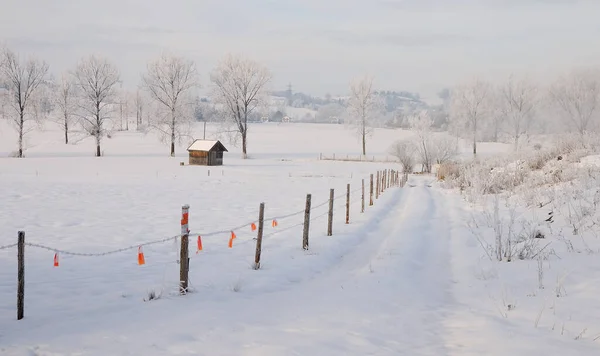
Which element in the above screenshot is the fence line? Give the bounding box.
[2,168,408,320]
[319,153,400,163]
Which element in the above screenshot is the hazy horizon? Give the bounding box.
[2,0,600,103]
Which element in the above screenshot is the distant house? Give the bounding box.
[186,139,228,166]
[282,116,291,123]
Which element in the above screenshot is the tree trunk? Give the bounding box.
[96,142,101,157]
[242,131,248,159]
[64,115,69,144]
[18,112,24,158]
[170,109,176,157]
[473,119,477,156]
[362,128,366,156]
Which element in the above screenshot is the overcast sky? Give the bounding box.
[1,0,599,102]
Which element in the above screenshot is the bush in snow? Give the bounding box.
[388,140,416,173]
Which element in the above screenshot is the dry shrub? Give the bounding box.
[437,162,459,181]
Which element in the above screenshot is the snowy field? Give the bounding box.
[1,120,600,355]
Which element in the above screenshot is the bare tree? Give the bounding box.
[53,73,78,144]
[549,68,600,136]
[486,87,505,143]
[210,53,272,158]
[72,55,120,157]
[388,140,416,173]
[1,48,49,157]
[431,133,459,165]
[409,110,435,173]
[134,89,145,130]
[450,78,491,156]
[347,75,382,156]
[142,53,199,156]
[500,75,538,150]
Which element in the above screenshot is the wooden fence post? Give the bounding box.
[370,174,374,206]
[17,231,24,320]
[327,189,334,236]
[346,183,350,224]
[361,179,365,213]
[376,171,380,199]
[254,202,265,270]
[180,205,190,295]
[303,194,311,250]
[384,170,388,191]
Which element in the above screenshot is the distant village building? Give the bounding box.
[186,139,228,166]
[282,116,291,123]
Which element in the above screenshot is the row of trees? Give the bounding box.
[345,68,600,160]
[0,47,272,158]
[448,69,600,155]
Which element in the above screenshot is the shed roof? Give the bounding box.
[187,139,228,152]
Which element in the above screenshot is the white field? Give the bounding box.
[1,120,599,355]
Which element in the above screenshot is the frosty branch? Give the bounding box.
[142,53,199,156]
[347,75,382,156]
[1,48,49,157]
[210,54,271,159]
[72,55,120,157]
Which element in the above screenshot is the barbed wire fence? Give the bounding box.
[2,169,408,321]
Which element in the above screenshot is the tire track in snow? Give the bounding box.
[180,175,456,355]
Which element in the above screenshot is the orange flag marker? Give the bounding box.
[138,246,145,265]
[272,219,278,227]
[228,231,237,248]
[197,235,203,253]
[251,223,257,232]
[53,253,59,267]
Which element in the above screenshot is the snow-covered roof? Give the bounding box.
[186,140,228,152]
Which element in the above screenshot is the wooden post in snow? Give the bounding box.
[346,183,350,224]
[303,194,311,250]
[376,171,380,199]
[361,179,365,213]
[253,202,265,270]
[17,231,24,320]
[327,189,334,236]
[370,174,374,206]
[180,205,190,295]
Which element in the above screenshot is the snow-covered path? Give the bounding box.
[3,177,458,355]
[179,178,455,355]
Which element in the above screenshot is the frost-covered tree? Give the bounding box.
[389,140,416,173]
[408,110,458,173]
[142,53,199,156]
[500,75,538,150]
[549,68,600,136]
[73,55,120,157]
[52,73,78,144]
[347,75,383,156]
[409,110,435,173]
[450,78,491,156]
[1,48,49,157]
[210,53,272,158]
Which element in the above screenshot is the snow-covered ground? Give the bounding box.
[1,120,599,355]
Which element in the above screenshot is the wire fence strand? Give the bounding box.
[0,243,18,251]
[4,178,398,258]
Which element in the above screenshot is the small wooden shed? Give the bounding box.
[186,139,228,166]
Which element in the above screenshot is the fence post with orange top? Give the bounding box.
[180,204,190,295]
